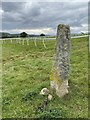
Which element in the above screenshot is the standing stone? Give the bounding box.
[50,24,70,97]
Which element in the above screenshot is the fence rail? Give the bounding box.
[0,35,89,51]
[0,35,89,40]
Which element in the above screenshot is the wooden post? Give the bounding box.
[10,39,12,43]
[22,39,24,45]
[42,38,46,49]
[27,39,29,45]
[89,35,90,53]
[19,39,21,44]
[34,38,37,47]
[50,24,70,97]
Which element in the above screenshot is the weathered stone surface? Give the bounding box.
[50,24,70,97]
[48,94,53,101]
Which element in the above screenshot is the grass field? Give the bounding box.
[2,37,88,118]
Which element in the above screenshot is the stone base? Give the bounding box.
[50,80,69,97]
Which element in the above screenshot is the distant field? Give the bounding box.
[2,38,88,118]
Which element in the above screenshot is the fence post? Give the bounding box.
[22,39,24,45]
[42,38,46,48]
[10,39,12,43]
[26,38,29,45]
[50,24,70,97]
[16,39,19,43]
[34,37,37,47]
[89,35,90,53]
[2,39,3,44]
[18,38,21,44]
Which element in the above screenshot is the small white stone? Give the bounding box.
[48,94,53,101]
[40,88,49,95]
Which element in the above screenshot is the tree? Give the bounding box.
[40,33,45,36]
[20,32,27,38]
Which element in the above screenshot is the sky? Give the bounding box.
[0,0,89,35]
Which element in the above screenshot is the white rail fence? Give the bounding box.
[0,35,89,50]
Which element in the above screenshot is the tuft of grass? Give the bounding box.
[22,89,38,101]
[35,108,67,119]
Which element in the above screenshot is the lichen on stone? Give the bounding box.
[50,67,61,85]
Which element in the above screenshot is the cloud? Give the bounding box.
[1,0,89,2]
[1,1,88,35]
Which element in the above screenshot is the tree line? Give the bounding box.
[1,32,46,38]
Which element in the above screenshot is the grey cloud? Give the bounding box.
[2,2,24,12]
[1,2,88,34]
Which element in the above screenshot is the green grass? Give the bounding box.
[2,38,88,118]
